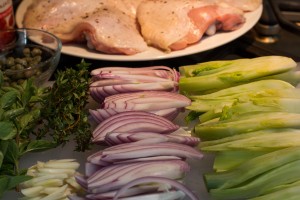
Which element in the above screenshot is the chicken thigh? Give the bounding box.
[137,0,245,51]
[23,0,148,55]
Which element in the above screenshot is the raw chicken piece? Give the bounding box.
[23,0,105,42]
[74,6,148,55]
[137,0,245,51]
[23,0,148,55]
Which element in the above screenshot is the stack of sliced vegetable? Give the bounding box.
[70,66,203,199]
[89,66,190,123]
[89,66,180,103]
[179,55,300,199]
[20,159,83,200]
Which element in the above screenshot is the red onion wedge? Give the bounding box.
[89,107,181,124]
[113,176,198,200]
[89,66,180,104]
[95,73,176,83]
[102,91,191,111]
[92,111,180,143]
[90,79,136,87]
[90,66,180,82]
[89,91,191,123]
[89,81,177,103]
[69,190,186,200]
[112,156,182,165]
[85,184,159,199]
[75,173,87,190]
[87,142,203,166]
[104,132,200,146]
[68,194,86,200]
[86,160,190,194]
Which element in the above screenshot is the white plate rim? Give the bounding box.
[16,0,262,61]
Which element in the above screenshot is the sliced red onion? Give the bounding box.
[89,87,106,103]
[112,156,182,165]
[150,108,181,122]
[102,91,191,112]
[113,176,198,200]
[90,79,136,87]
[88,190,185,200]
[85,162,103,177]
[86,184,158,199]
[104,132,167,145]
[89,108,119,124]
[91,66,179,82]
[92,111,180,143]
[113,190,185,200]
[89,107,181,124]
[89,81,177,104]
[75,174,88,190]
[166,135,200,146]
[87,142,203,165]
[95,73,175,83]
[68,194,86,200]
[87,160,190,194]
[104,132,200,146]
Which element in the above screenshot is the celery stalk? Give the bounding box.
[204,147,300,191]
[199,129,269,148]
[255,68,300,86]
[209,159,300,200]
[190,80,295,100]
[213,150,271,172]
[219,97,300,121]
[186,99,234,113]
[199,128,297,148]
[186,80,297,116]
[179,56,297,94]
[200,129,300,151]
[179,59,247,77]
[194,112,300,141]
[196,96,300,122]
[250,179,300,200]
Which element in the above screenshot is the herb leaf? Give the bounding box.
[19,140,58,156]
[0,121,17,140]
[0,91,18,109]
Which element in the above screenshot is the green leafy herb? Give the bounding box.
[38,60,92,152]
[0,60,92,197]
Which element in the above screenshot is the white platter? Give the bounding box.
[16,0,262,61]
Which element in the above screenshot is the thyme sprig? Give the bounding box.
[38,60,92,152]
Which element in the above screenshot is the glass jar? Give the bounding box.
[0,0,14,30]
[0,0,15,48]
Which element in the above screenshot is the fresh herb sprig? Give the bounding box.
[0,60,92,197]
[0,73,57,198]
[38,60,92,152]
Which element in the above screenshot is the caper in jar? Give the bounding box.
[31,48,42,56]
[0,46,46,87]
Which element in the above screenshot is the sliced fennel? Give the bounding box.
[179,56,297,94]
[200,128,300,151]
[205,147,300,200]
[194,112,300,141]
[209,159,300,200]
[213,150,271,172]
[20,159,83,200]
